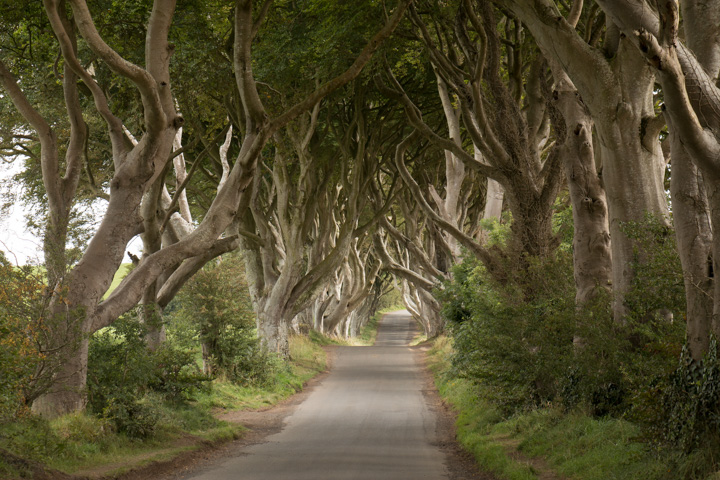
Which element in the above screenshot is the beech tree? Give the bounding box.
[497,0,669,321]
[592,0,720,359]
[374,185,452,336]
[540,0,611,307]
[379,1,566,286]
[0,0,409,417]
[237,110,370,353]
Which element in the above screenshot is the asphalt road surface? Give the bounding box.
[182,310,448,480]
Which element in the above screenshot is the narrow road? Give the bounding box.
[182,310,448,480]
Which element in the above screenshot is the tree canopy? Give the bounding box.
[3,4,720,469]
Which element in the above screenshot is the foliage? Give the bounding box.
[425,336,670,480]
[651,338,720,472]
[87,316,209,438]
[0,255,47,421]
[0,406,232,476]
[621,213,686,327]
[441,249,577,411]
[171,253,276,386]
[101,396,160,440]
[374,284,404,313]
[440,213,686,416]
[194,334,326,412]
[252,0,391,105]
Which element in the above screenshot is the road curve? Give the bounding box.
[182,310,448,480]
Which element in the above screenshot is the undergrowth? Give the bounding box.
[0,334,327,478]
[426,336,677,480]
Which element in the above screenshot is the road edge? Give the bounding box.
[413,342,498,480]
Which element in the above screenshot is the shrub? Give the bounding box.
[442,251,577,412]
[171,254,275,385]
[87,315,209,437]
[440,213,686,417]
[0,256,47,421]
[149,346,210,402]
[87,317,155,414]
[103,395,160,439]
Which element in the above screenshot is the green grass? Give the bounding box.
[304,310,383,347]
[308,329,349,346]
[0,334,328,479]
[426,336,674,480]
[356,311,383,346]
[102,263,133,298]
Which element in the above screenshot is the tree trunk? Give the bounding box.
[671,136,713,359]
[483,178,504,221]
[674,0,719,359]
[201,341,213,376]
[32,332,88,417]
[597,44,669,320]
[554,75,612,306]
[141,302,166,352]
[501,0,670,321]
[258,310,290,357]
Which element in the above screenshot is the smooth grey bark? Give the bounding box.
[543,3,612,306]
[498,0,669,321]
[607,0,720,357]
[537,0,612,307]
[659,0,718,360]
[557,92,612,305]
[670,135,713,359]
[434,71,467,261]
[483,178,504,222]
[0,0,409,417]
[383,1,565,283]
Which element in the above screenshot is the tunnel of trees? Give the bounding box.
[3,0,720,476]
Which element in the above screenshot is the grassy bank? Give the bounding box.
[0,334,328,479]
[307,307,391,347]
[426,336,677,480]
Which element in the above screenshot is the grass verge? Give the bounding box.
[426,336,675,480]
[0,334,327,479]
[305,308,385,347]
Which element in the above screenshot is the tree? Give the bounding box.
[379,0,565,286]
[0,0,409,417]
[596,0,720,359]
[498,0,670,321]
[174,253,258,380]
[237,79,396,352]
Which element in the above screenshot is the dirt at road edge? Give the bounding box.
[412,342,498,480]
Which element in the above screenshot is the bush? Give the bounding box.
[440,213,686,417]
[0,256,47,421]
[442,251,577,411]
[87,316,209,437]
[171,254,275,385]
[103,395,160,439]
[87,318,155,414]
[149,346,210,402]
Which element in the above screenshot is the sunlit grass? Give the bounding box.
[102,263,133,299]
